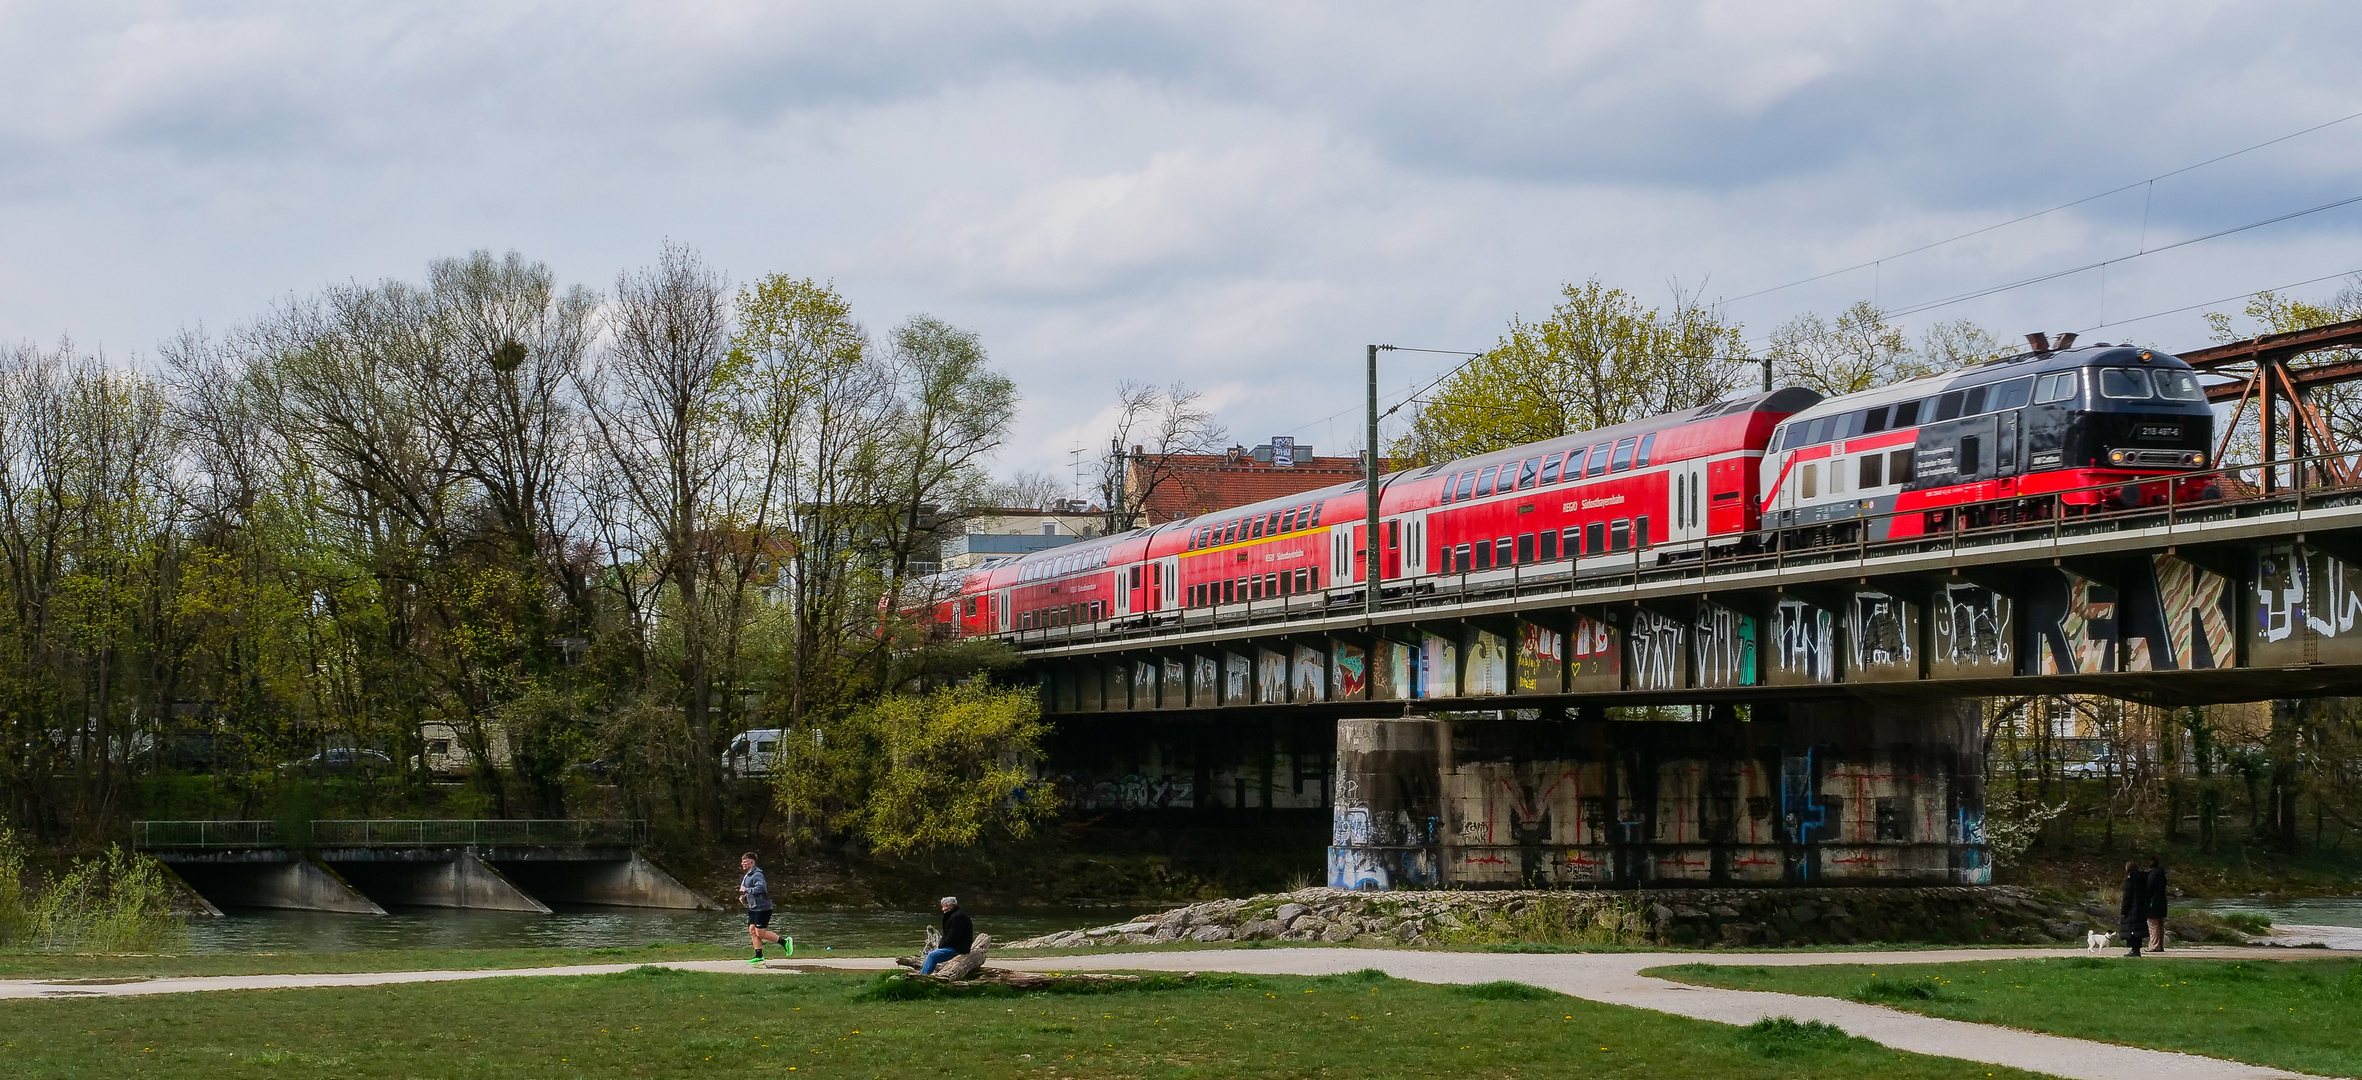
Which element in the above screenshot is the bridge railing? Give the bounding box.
[1006,449,2362,651]
[133,819,647,850]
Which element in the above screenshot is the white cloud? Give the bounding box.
[3,1,2360,476]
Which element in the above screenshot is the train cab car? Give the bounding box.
[1759,343,2214,544]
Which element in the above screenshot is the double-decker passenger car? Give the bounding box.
[932,341,2216,641]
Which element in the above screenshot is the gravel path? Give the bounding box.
[1,944,2346,1079]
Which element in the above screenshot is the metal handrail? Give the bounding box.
[132,819,647,850]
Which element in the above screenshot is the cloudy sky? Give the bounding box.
[6,2,2360,484]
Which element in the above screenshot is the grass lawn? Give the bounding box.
[1652,955,2362,1078]
[0,966,2052,1079]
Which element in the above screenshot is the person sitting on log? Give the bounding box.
[920,896,974,975]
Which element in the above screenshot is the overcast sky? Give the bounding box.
[7,2,2361,485]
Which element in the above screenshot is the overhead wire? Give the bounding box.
[1722,106,2362,307]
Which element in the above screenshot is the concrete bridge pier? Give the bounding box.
[168,854,388,914]
[1327,696,1988,891]
[332,850,552,913]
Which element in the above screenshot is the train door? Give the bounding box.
[1708,457,1749,534]
[1158,556,1179,610]
[1669,459,1710,545]
[1115,566,1134,616]
[1329,523,1356,586]
[1382,518,1402,580]
[994,589,1011,633]
[1402,510,1429,577]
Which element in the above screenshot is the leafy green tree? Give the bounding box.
[1391,280,1742,467]
[771,681,1051,857]
[1767,300,1933,396]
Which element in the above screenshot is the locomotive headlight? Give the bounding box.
[2108,449,2127,464]
[2186,452,2206,466]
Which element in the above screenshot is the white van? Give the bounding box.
[726,728,785,778]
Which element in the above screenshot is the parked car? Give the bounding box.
[726,729,785,778]
[279,747,395,777]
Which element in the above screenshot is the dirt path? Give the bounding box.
[1,944,2344,1079]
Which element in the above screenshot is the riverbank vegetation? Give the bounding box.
[1654,955,2362,1078]
[0,966,2048,1080]
[0,830,183,953]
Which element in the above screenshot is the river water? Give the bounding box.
[2185,896,2362,929]
[185,905,1115,954]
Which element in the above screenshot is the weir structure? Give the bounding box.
[1019,443,2362,891]
[135,820,718,914]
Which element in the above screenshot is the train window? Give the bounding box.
[1517,457,1540,489]
[1560,449,1583,479]
[1561,526,1580,557]
[1889,448,1914,483]
[1539,454,1562,484]
[1961,435,1982,474]
[1801,463,1818,498]
[1309,503,1324,527]
[1476,465,1500,497]
[1829,458,1844,494]
[1540,529,1558,560]
[1444,544,1464,572]
[1673,473,1685,527]
[2100,367,2154,399]
[1636,433,1655,467]
[1934,391,1965,422]
[1267,510,1283,534]
[1473,539,1493,569]
[1587,443,1611,476]
[1861,406,1890,434]
[1387,519,1399,549]
[1451,472,1476,502]
[1516,533,1535,563]
[1496,537,1515,565]
[1859,455,1883,489]
[1279,509,1296,533]
[1264,573,1278,597]
[1585,521,1605,554]
[1248,518,1263,540]
[1893,400,1921,426]
[1437,543,1451,571]
[1636,517,1651,548]
[2035,372,2073,404]
[2156,370,2203,401]
[1221,579,1235,603]
[1963,386,1988,415]
[1129,566,1142,589]
[1610,438,1638,471]
[1610,519,1631,552]
[1995,376,2035,410]
[1297,568,1312,592]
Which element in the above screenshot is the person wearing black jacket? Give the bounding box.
[2145,856,2169,952]
[2118,862,2148,957]
[921,896,974,975]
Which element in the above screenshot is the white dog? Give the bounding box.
[2085,930,2111,951]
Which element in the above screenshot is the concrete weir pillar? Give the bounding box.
[1326,697,1989,891]
[336,850,552,913]
[170,855,388,914]
[495,852,721,910]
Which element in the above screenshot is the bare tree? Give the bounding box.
[575,243,739,832]
[984,470,1065,511]
[1768,300,1935,396]
[1096,381,1227,533]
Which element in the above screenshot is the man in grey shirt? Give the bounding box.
[739,852,784,963]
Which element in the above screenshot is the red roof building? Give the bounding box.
[1128,438,1388,524]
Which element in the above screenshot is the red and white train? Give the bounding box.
[924,341,2216,639]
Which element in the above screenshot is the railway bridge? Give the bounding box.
[1013,321,2362,895]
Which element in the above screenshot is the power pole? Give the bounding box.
[1366,344,1381,621]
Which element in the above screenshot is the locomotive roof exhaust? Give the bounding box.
[2025,332,2050,353]
[2052,332,2078,350]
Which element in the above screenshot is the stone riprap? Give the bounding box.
[1004,886,2247,950]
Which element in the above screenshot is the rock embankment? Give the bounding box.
[1005,886,2249,950]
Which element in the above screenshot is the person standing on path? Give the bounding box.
[2144,856,2168,952]
[739,853,783,964]
[920,896,973,976]
[2117,861,2148,957]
